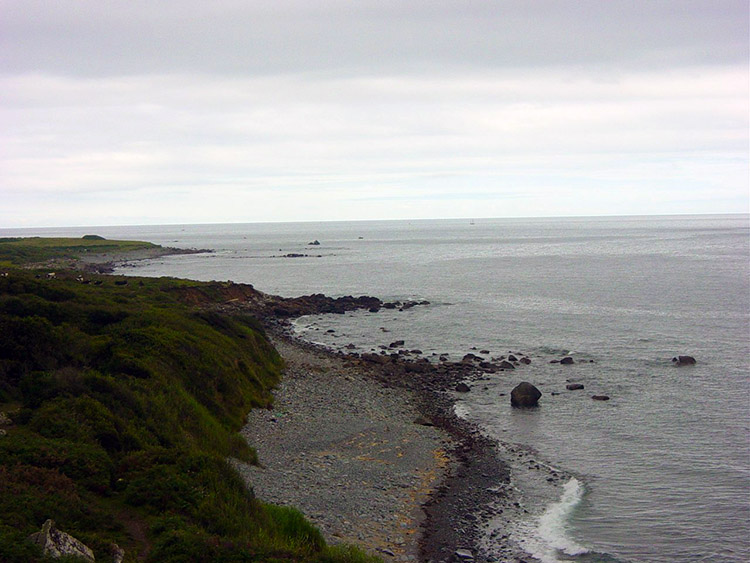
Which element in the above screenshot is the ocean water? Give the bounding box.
[4,214,748,562]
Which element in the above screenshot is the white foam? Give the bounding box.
[506,477,590,563]
[536,478,590,559]
[452,402,470,419]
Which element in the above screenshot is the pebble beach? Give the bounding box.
[234,333,526,563]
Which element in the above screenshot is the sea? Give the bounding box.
[3,214,748,563]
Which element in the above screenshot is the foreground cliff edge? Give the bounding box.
[0,237,381,562]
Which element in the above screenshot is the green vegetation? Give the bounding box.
[0,247,379,562]
[0,236,158,267]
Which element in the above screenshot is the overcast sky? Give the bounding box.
[1,1,748,227]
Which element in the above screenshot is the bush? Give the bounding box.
[0,430,113,493]
[0,267,365,561]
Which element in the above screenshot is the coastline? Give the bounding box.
[99,248,534,561]
[6,227,749,562]
[76,245,211,273]
[237,322,530,563]
[14,244,212,274]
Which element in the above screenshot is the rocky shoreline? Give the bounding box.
[78,245,211,274]
[202,280,536,562]
[101,268,534,561]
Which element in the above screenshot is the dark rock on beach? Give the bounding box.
[511,382,542,407]
[455,382,471,393]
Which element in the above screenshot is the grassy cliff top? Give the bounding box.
[0,236,159,267]
[0,247,377,562]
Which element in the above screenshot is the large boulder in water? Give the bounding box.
[672,355,696,366]
[510,382,542,407]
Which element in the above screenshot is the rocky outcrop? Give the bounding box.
[268,294,384,318]
[28,520,95,562]
[510,382,542,407]
[112,543,125,563]
[560,356,575,365]
[672,355,696,366]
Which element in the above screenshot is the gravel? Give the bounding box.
[234,337,452,561]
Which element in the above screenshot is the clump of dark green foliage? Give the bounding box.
[0,255,378,562]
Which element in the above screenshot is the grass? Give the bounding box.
[0,241,380,562]
[0,236,159,267]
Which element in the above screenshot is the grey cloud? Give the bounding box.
[1,0,747,77]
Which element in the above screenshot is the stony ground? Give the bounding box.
[235,338,452,561]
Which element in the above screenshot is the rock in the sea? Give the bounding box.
[560,356,575,365]
[455,382,471,393]
[308,239,321,245]
[511,382,542,407]
[591,395,610,401]
[672,355,696,366]
[520,357,531,365]
[498,360,515,370]
[566,383,585,391]
[28,520,95,562]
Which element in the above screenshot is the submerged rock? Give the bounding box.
[510,382,542,407]
[566,383,585,391]
[455,382,471,393]
[560,356,575,365]
[592,395,610,401]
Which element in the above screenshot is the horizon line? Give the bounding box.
[1,211,748,231]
